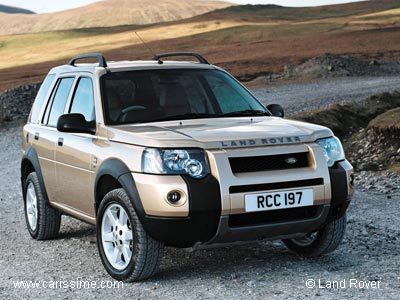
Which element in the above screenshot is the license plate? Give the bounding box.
[245,189,314,212]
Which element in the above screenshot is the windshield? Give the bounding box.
[101,69,269,125]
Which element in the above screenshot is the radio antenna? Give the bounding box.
[134,31,163,64]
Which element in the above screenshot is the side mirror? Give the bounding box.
[57,113,96,135]
[266,104,284,118]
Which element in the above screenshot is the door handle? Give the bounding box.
[34,132,39,140]
[58,137,64,146]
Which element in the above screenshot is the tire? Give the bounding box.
[24,172,61,240]
[96,188,164,282]
[282,213,347,257]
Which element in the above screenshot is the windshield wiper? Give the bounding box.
[149,113,217,123]
[130,110,270,124]
[219,109,270,117]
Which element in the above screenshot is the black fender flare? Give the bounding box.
[21,147,49,202]
[94,159,222,247]
[94,158,146,220]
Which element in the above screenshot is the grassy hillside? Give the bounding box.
[0,0,399,91]
[0,0,232,35]
[0,20,244,69]
[0,4,34,14]
[194,0,400,22]
[354,7,400,23]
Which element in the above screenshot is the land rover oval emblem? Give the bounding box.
[285,157,298,165]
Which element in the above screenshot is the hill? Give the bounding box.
[0,4,34,14]
[194,0,400,22]
[0,0,232,35]
[0,0,400,91]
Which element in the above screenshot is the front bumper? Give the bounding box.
[198,205,331,247]
[132,144,354,248]
[198,160,354,248]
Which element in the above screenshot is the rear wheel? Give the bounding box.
[24,172,61,240]
[97,188,163,282]
[283,213,347,257]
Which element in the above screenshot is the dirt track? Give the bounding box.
[251,75,400,114]
[0,75,400,299]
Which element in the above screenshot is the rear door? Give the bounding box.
[54,75,96,217]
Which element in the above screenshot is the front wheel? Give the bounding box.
[283,213,347,257]
[96,188,163,282]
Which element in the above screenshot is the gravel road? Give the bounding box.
[1,75,400,299]
[251,76,400,115]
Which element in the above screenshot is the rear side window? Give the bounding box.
[45,78,74,127]
[69,77,95,122]
[29,74,55,123]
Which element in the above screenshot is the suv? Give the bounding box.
[21,53,354,281]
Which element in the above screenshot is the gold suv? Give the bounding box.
[21,53,354,281]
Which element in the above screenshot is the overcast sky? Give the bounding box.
[0,0,365,14]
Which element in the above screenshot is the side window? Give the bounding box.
[46,77,74,127]
[69,77,95,122]
[30,74,56,123]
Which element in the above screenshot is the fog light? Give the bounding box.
[166,191,181,204]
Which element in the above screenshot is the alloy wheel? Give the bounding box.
[101,203,133,270]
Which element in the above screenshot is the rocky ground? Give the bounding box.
[0,122,399,300]
[347,128,400,172]
[0,84,40,122]
[250,53,400,83]
[282,53,400,80]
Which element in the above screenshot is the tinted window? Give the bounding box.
[69,78,95,122]
[101,69,266,125]
[30,74,55,123]
[204,73,255,113]
[47,78,74,127]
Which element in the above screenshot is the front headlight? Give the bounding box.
[142,148,209,179]
[316,136,345,167]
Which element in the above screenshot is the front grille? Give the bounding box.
[229,178,324,194]
[229,152,309,174]
[229,206,321,227]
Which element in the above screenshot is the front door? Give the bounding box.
[55,77,96,217]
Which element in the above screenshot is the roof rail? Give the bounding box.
[152,52,210,64]
[68,53,107,68]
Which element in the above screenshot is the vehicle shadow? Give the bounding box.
[151,237,375,282]
[155,242,309,280]
[56,227,96,240]
[55,216,96,240]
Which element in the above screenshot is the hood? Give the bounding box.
[106,116,333,149]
